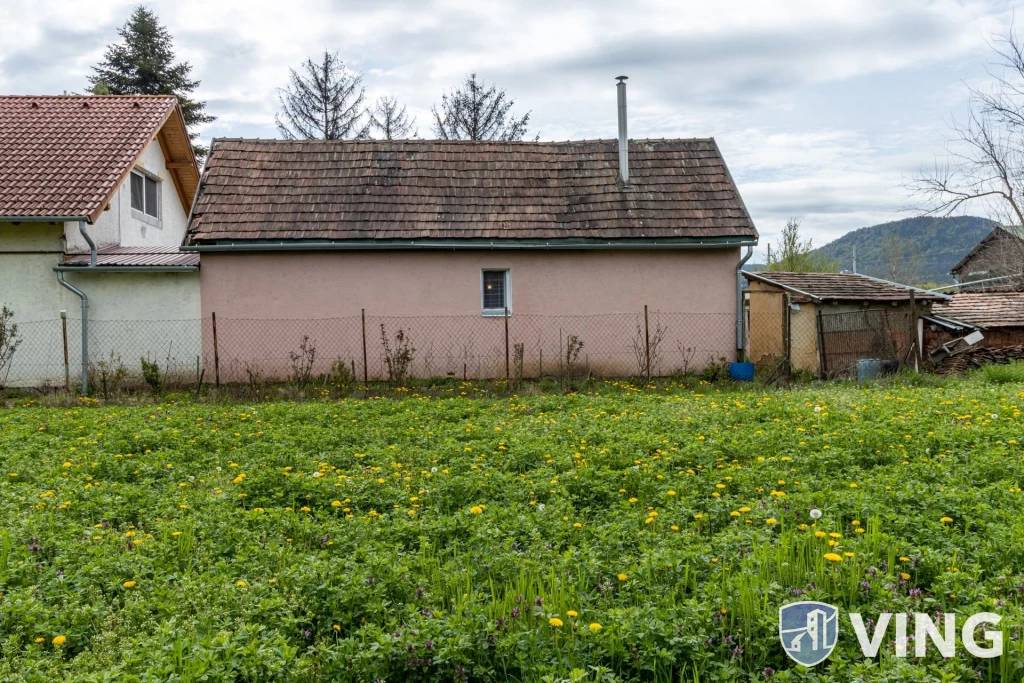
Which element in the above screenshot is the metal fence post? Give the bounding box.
[211,312,220,388]
[60,311,69,392]
[361,309,368,383]
[644,304,651,383]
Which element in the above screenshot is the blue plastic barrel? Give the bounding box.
[729,362,755,382]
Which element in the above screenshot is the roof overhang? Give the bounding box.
[182,236,758,252]
[1,215,89,223]
[921,313,977,331]
[743,270,951,302]
[53,265,198,273]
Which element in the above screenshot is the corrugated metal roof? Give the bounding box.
[61,246,199,268]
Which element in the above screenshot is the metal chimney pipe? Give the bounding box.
[616,76,629,185]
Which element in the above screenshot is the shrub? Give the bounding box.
[140,356,162,393]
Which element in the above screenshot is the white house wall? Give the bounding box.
[1,222,201,388]
[65,138,190,252]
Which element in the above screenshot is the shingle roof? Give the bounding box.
[0,96,199,223]
[931,292,1024,328]
[185,138,758,244]
[743,271,947,302]
[950,226,1024,275]
[60,246,199,268]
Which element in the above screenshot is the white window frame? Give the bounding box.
[481,269,511,317]
[129,167,162,227]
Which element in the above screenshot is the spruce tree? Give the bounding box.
[431,74,533,141]
[89,6,214,159]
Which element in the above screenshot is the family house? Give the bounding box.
[744,271,947,377]
[950,225,1024,291]
[182,80,759,380]
[0,95,201,388]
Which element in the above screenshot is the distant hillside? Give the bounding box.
[809,216,997,284]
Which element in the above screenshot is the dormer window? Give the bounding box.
[130,169,160,220]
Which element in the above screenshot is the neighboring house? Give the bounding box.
[743,271,947,377]
[924,292,1024,353]
[0,96,201,388]
[950,226,1024,291]
[183,82,759,379]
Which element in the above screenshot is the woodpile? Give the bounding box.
[935,345,1024,375]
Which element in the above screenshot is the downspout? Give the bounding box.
[56,272,87,393]
[55,221,96,393]
[736,246,753,361]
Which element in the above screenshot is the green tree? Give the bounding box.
[764,218,839,272]
[88,6,214,159]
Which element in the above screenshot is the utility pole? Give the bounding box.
[852,246,857,274]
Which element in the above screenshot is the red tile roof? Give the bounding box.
[744,271,947,302]
[61,246,198,268]
[0,96,198,222]
[932,292,1024,328]
[186,138,758,244]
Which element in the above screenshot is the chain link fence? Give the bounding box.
[4,310,739,389]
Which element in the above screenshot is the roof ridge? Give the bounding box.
[210,136,716,145]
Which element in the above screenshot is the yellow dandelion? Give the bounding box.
[549,617,564,627]
[617,573,628,581]
[589,622,602,631]
[823,552,843,563]
[940,516,953,524]
[52,635,66,646]
[766,518,777,525]
[122,580,136,588]
[567,610,578,618]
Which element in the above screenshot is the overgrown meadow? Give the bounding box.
[3,379,1024,682]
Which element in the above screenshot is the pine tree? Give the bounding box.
[369,96,416,140]
[276,51,369,140]
[431,74,533,141]
[89,6,214,159]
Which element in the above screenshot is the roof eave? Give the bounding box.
[53,265,198,273]
[181,236,759,252]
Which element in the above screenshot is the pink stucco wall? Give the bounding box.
[199,249,741,379]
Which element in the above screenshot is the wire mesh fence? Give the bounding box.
[4,310,740,390]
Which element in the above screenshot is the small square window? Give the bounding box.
[482,270,509,315]
[129,170,160,220]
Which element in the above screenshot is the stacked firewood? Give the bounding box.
[935,345,1024,375]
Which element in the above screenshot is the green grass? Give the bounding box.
[981,361,1024,385]
[3,378,1024,681]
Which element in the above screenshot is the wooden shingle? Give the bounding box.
[186,138,758,243]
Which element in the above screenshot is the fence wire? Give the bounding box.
[4,311,738,389]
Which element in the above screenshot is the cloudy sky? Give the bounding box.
[0,0,1017,259]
